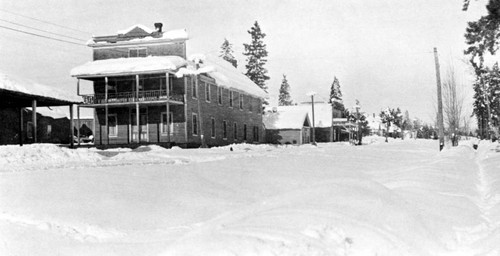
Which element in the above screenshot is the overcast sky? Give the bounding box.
[0,0,490,123]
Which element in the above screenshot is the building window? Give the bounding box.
[222,120,227,139]
[233,122,238,140]
[27,121,33,139]
[253,126,259,141]
[248,98,253,112]
[161,112,173,134]
[218,87,223,105]
[205,82,211,102]
[108,114,118,137]
[229,91,234,107]
[239,94,244,110]
[129,48,147,57]
[243,124,247,141]
[191,77,197,99]
[192,113,198,135]
[47,124,52,137]
[211,117,216,138]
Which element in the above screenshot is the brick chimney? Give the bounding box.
[154,23,163,33]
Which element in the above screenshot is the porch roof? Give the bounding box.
[70,56,187,78]
[0,72,82,107]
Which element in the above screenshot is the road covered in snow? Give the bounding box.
[0,137,499,256]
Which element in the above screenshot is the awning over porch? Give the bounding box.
[70,56,187,78]
[0,72,82,107]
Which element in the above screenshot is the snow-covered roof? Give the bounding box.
[176,54,268,99]
[263,106,310,130]
[117,24,154,35]
[88,25,189,46]
[70,56,187,78]
[292,102,335,128]
[27,107,69,119]
[0,71,82,103]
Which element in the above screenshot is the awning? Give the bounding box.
[1,72,82,107]
[70,56,187,78]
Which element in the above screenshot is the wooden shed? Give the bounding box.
[263,106,311,145]
[0,72,82,146]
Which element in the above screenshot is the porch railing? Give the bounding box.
[81,90,184,104]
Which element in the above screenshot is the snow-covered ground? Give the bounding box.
[0,136,499,255]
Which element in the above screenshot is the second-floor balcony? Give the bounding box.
[81,90,184,105]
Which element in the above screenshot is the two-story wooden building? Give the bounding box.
[71,23,267,148]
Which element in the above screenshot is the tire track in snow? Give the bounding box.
[450,145,500,255]
[0,212,125,242]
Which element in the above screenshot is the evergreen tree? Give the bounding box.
[464,0,500,138]
[219,38,237,68]
[278,74,293,106]
[243,21,270,98]
[380,107,403,142]
[329,76,345,114]
[346,100,368,145]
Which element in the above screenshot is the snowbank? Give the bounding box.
[0,140,499,255]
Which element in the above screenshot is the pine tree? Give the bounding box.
[380,107,403,142]
[243,21,270,97]
[219,38,237,68]
[329,76,345,113]
[278,74,293,106]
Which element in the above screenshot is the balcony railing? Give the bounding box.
[81,90,184,104]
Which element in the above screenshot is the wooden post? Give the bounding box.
[19,108,24,146]
[311,95,316,145]
[135,75,139,99]
[77,78,80,96]
[32,99,37,143]
[136,103,140,143]
[433,47,445,151]
[105,77,109,103]
[69,104,74,148]
[77,105,81,146]
[105,105,109,145]
[166,73,170,143]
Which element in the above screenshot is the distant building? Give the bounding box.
[263,107,311,144]
[366,113,383,136]
[71,23,267,148]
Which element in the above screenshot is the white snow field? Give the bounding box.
[0,136,499,256]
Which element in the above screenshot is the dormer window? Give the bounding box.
[129,48,147,57]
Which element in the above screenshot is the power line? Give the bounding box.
[0,18,87,42]
[0,25,85,46]
[0,8,91,35]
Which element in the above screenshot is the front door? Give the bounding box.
[130,109,148,142]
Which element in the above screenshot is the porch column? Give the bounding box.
[69,104,74,148]
[135,75,139,99]
[166,73,170,143]
[19,108,24,146]
[105,104,109,145]
[77,78,80,96]
[77,105,81,146]
[105,77,109,103]
[32,99,37,143]
[136,102,140,143]
[135,75,140,143]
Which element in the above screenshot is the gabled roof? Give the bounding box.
[89,24,188,46]
[0,71,82,107]
[70,56,187,78]
[263,106,310,130]
[117,24,154,35]
[293,103,335,128]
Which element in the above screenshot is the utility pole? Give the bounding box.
[434,47,445,151]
